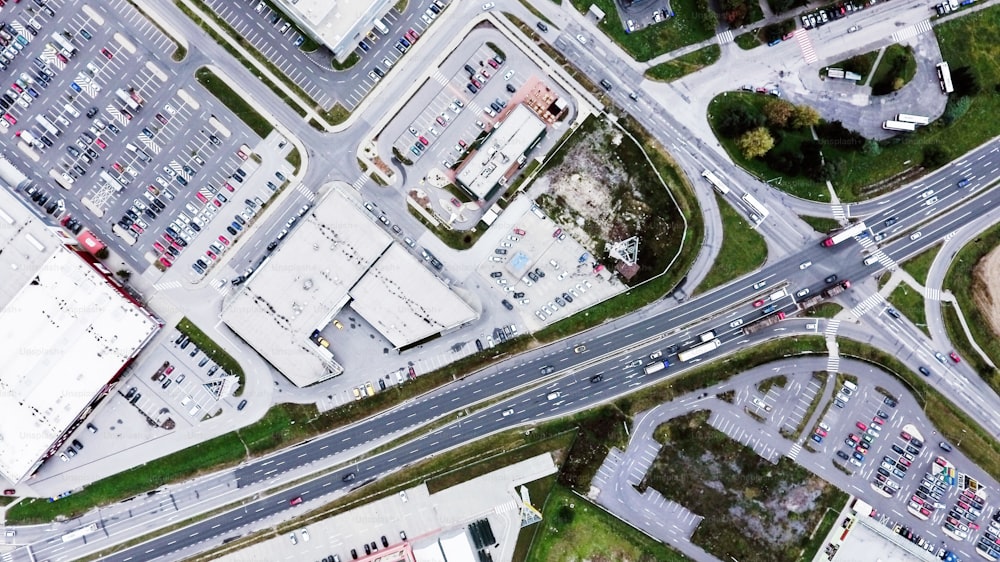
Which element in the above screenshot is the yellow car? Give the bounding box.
[365,382,375,396]
[333,320,343,329]
[352,387,361,401]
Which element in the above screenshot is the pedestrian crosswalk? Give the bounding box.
[796,30,818,64]
[825,319,841,337]
[923,287,943,301]
[153,280,181,291]
[787,442,803,460]
[494,499,519,514]
[296,183,316,201]
[716,30,734,45]
[351,175,368,191]
[826,352,840,374]
[891,20,932,43]
[432,69,448,85]
[831,205,846,221]
[851,292,886,317]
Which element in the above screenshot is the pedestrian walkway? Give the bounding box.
[795,30,818,64]
[153,280,182,291]
[716,30,734,45]
[351,175,368,191]
[831,204,847,221]
[891,19,933,43]
[296,183,316,200]
[850,292,886,317]
[923,287,944,301]
[787,442,803,460]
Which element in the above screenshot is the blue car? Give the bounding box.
[957,178,970,188]
[811,434,823,443]
[70,82,82,92]
[231,221,243,232]
[852,451,865,462]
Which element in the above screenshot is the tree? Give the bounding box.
[737,127,775,159]
[763,99,795,128]
[892,77,904,91]
[816,120,865,151]
[951,65,981,97]
[944,96,971,123]
[95,247,109,260]
[862,138,882,156]
[800,140,826,181]
[717,105,762,137]
[922,144,949,168]
[116,269,131,281]
[791,105,821,129]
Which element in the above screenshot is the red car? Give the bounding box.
[3,489,14,496]
[224,182,235,192]
[513,228,526,236]
[458,139,467,148]
[949,351,961,363]
[237,149,248,160]
[95,137,107,149]
[218,235,230,246]
[159,256,173,268]
[814,428,827,437]
[212,198,222,208]
[753,299,765,308]
[162,233,175,244]
[56,52,68,63]
[855,421,867,431]
[847,433,860,443]
[289,496,303,506]
[898,457,911,467]
[11,83,22,94]
[195,192,208,204]
[3,113,16,125]
[101,48,113,59]
[488,59,498,69]
[406,29,419,42]
[408,365,416,379]
[553,227,562,238]
[900,431,912,441]
[418,136,429,146]
[165,365,175,375]
[156,113,168,124]
[871,417,884,426]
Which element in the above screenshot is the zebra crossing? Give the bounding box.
[891,20,932,43]
[827,352,841,374]
[851,292,886,317]
[350,175,368,191]
[212,278,231,297]
[787,442,803,460]
[137,134,161,154]
[831,204,847,221]
[296,183,316,201]
[716,30,734,45]
[923,287,943,301]
[153,280,182,291]
[432,69,449,85]
[494,499,519,514]
[796,30,818,64]
[824,319,841,337]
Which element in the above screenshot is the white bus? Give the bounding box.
[882,120,916,132]
[741,193,769,221]
[701,169,731,195]
[896,114,931,126]
[50,31,77,55]
[936,62,954,94]
[62,523,99,543]
[35,115,61,136]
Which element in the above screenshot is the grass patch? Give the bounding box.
[407,206,485,250]
[794,372,828,438]
[369,173,387,186]
[707,93,830,202]
[695,194,768,293]
[887,283,928,335]
[757,374,788,394]
[286,147,301,174]
[644,45,721,82]
[804,302,842,318]
[331,52,359,71]
[900,243,940,285]
[643,410,848,562]
[176,317,246,394]
[837,338,1000,481]
[942,222,1000,385]
[799,215,841,234]
[568,0,715,61]
[526,484,692,562]
[519,0,555,25]
[735,31,761,50]
[195,68,273,138]
[801,509,841,562]
[870,44,917,96]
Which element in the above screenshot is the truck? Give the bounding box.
[115,88,140,111]
[643,359,671,375]
[822,280,852,298]
[699,330,716,342]
[50,32,77,56]
[16,130,38,147]
[35,115,60,136]
[677,339,722,362]
[128,87,144,105]
[743,311,786,335]
[822,222,868,247]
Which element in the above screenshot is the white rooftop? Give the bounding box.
[0,193,159,483]
[274,0,395,60]
[455,104,547,200]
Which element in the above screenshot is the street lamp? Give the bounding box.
[958,429,967,447]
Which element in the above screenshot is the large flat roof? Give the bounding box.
[0,191,159,483]
[351,244,476,348]
[455,104,547,200]
[274,0,394,60]
[222,186,478,386]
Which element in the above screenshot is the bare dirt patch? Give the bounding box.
[972,246,1000,337]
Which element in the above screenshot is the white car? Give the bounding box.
[910,231,922,241]
[502,408,514,416]
[576,34,587,44]
[799,261,812,270]
[482,2,495,9]
[300,529,310,542]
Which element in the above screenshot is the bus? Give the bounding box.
[741,193,769,221]
[936,62,954,94]
[62,523,99,543]
[882,120,916,132]
[677,339,721,362]
[99,170,125,192]
[896,114,931,126]
[701,169,731,195]
[50,32,77,56]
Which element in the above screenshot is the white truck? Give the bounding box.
[16,130,38,147]
[35,115,60,136]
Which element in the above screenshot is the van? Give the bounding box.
[64,104,80,118]
[530,204,546,219]
[863,255,879,266]
[843,380,858,392]
[546,391,561,400]
[125,142,138,152]
[600,79,613,91]
[373,18,389,34]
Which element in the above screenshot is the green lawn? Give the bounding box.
[799,215,841,233]
[707,93,831,201]
[735,31,761,50]
[645,411,848,562]
[887,284,928,335]
[804,302,842,318]
[519,0,556,25]
[901,243,941,285]
[176,318,246,395]
[527,485,691,562]
[821,49,879,82]
[645,45,721,82]
[870,44,917,95]
[943,222,1000,384]
[195,68,273,138]
[569,0,715,61]
[695,194,768,293]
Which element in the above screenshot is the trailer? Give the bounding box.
[16,130,38,147]
[35,115,60,136]
[50,32,77,56]
[677,339,721,362]
[822,280,852,298]
[643,359,671,375]
[699,330,716,342]
[115,89,140,111]
[742,311,786,335]
[822,222,868,247]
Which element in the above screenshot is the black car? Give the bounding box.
[363,544,371,556]
[824,274,838,284]
[590,374,603,383]
[475,339,483,351]
[513,292,525,299]
[342,472,356,482]
[884,396,897,407]
[940,441,953,452]
[490,271,502,278]
[835,450,848,460]
[227,226,238,236]
[237,399,248,411]
[86,107,98,118]
[351,549,358,560]
[536,21,549,32]
[501,299,513,311]
[72,439,83,450]
[534,268,545,278]
[918,366,930,376]
[381,536,389,548]
[562,292,573,303]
